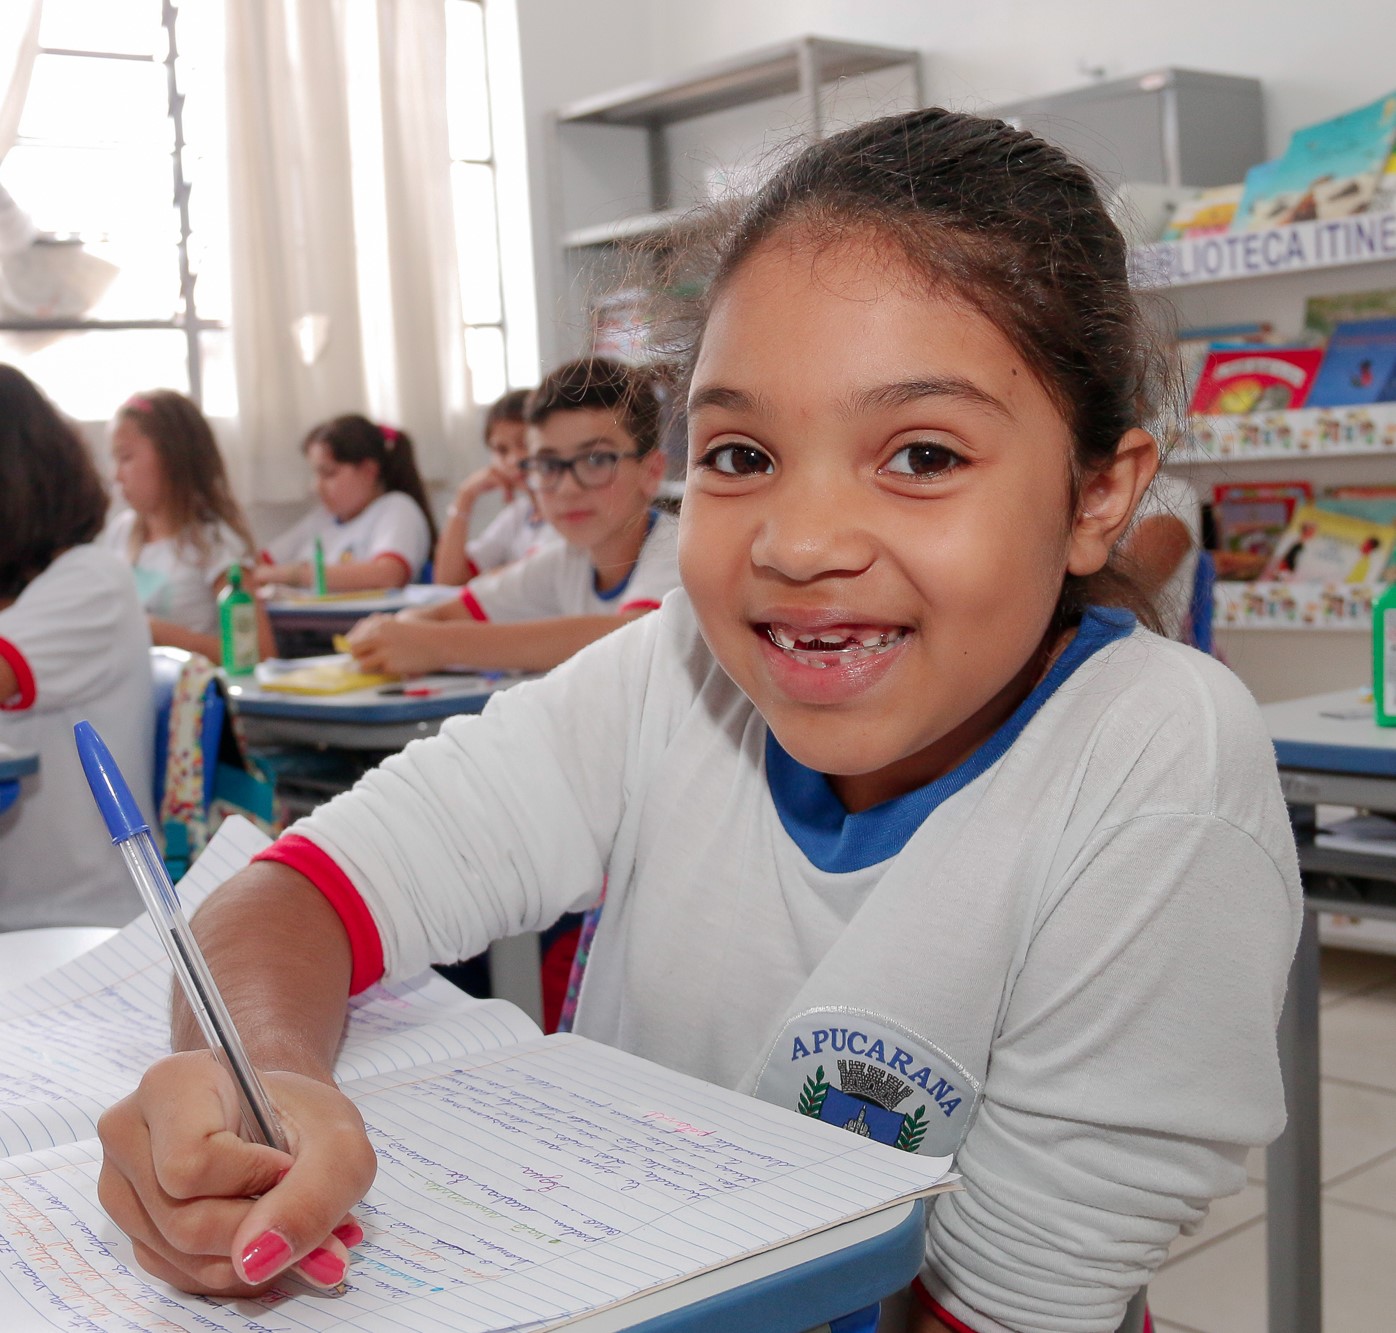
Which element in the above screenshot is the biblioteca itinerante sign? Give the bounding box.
[1132,212,1396,289]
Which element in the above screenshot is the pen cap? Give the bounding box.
[74,720,151,843]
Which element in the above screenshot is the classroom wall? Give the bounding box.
[514,0,1396,368]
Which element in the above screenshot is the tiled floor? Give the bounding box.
[1150,947,1396,1332]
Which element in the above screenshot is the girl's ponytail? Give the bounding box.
[375,424,437,545]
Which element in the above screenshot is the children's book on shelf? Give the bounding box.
[1261,503,1396,583]
[1232,90,1396,231]
[1211,482,1313,579]
[0,819,956,1332]
[1187,346,1324,415]
[1307,317,1396,407]
[1304,287,1396,339]
[1160,183,1244,240]
[1174,323,1272,403]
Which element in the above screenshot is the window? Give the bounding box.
[0,0,230,420]
[445,0,509,406]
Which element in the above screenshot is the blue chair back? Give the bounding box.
[1188,549,1217,656]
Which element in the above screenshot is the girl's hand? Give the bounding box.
[346,614,445,676]
[453,462,518,511]
[97,1051,376,1296]
[250,562,305,592]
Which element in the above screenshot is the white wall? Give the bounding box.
[513,0,1396,368]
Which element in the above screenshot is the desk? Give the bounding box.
[0,926,117,992]
[226,670,519,752]
[1261,688,1396,1333]
[267,585,459,656]
[225,671,545,1024]
[0,744,38,817]
[572,1199,923,1332]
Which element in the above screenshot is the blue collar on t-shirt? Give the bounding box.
[765,606,1136,873]
[593,508,659,602]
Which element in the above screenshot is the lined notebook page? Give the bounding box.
[0,1035,952,1331]
[0,818,541,1157]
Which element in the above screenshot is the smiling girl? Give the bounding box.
[257,414,436,592]
[99,110,1299,1332]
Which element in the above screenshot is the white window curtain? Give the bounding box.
[224,0,469,503]
[0,0,41,159]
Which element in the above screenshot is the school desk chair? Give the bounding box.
[150,648,278,879]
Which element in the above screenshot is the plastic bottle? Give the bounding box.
[1374,582,1396,725]
[218,564,259,676]
[312,536,328,596]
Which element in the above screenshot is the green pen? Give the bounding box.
[312,536,328,596]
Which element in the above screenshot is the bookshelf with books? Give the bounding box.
[1147,221,1396,697]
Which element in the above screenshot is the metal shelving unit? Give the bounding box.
[548,36,922,360]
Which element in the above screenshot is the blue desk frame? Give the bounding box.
[573,1200,925,1333]
[226,673,518,751]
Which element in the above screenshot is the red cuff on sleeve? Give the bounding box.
[375,551,413,583]
[0,637,36,711]
[618,598,661,616]
[465,557,480,581]
[460,589,490,622]
[253,834,385,995]
[911,1280,979,1333]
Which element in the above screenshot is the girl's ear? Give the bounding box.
[639,446,667,500]
[1066,428,1159,577]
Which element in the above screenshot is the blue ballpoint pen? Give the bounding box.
[74,721,289,1152]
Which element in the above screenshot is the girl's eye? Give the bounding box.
[699,443,773,476]
[882,443,961,479]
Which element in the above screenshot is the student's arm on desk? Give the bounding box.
[253,553,411,593]
[96,861,376,1297]
[347,603,648,675]
[148,591,276,662]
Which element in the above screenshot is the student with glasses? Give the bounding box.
[346,358,680,676]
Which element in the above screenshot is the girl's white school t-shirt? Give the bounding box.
[460,512,679,621]
[102,510,250,636]
[282,591,1301,1332]
[466,494,561,576]
[0,545,155,929]
[266,492,432,582]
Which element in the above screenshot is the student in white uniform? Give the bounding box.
[256,415,435,591]
[0,365,155,930]
[432,388,560,586]
[346,358,679,676]
[102,390,275,664]
[98,110,1300,1332]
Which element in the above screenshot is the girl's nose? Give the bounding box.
[750,483,877,583]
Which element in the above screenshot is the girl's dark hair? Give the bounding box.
[117,389,256,564]
[679,106,1167,630]
[302,414,438,545]
[0,364,109,601]
[526,358,662,457]
[484,388,530,438]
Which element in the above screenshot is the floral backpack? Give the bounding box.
[154,650,279,879]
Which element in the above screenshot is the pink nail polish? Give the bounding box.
[297,1246,346,1286]
[240,1230,291,1284]
[332,1222,364,1247]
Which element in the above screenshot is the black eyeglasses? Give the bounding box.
[518,449,644,491]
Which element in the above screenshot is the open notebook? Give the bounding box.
[0,819,955,1331]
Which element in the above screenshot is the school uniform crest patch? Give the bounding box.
[754,1010,981,1159]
